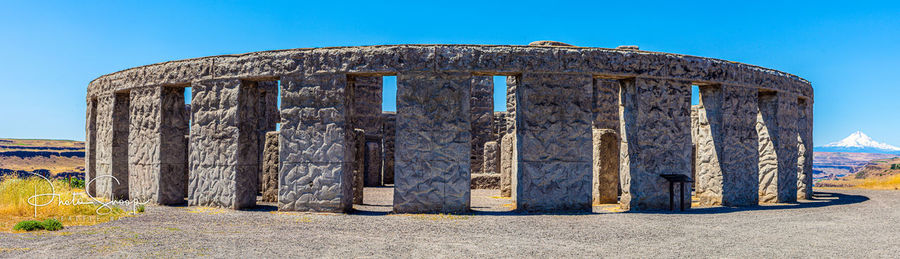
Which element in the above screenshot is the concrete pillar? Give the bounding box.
[128,86,188,205]
[261,131,279,202]
[278,74,353,212]
[349,76,383,187]
[619,78,692,211]
[471,76,494,175]
[514,73,593,211]
[695,86,760,206]
[499,133,514,197]
[482,141,499,174]
[592,79,619,131]
[757,91,799,203]
[85,98,97,196]
[188,79,260,209]
[382,112,396,185]
[593,129,619,204]
[364,137,382,186]
[94,93,130,200]
[797,98,814,200]
[350,129,365,205]
[393,72,472,213]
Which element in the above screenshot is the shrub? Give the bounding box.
[13,220,44,231]
[42,219,63,231]
[67,178,85,189]
[136,205,145,213]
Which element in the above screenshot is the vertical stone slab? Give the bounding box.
[720,87,760,206]
[515,73,592,211]
[499,133,514,197]
[757,92,779,203]
[257,81,280,191]
[364,138,383,186]
[695,85,725,206]
[85,98,97,196]
[797,98,813,200]
[381,112,396,185]
[93,95,114,199]
[505,76,518,135]
[593,129,619,204]
[482,141,499,175]
[351,129,365,205]
[128,88,160,204]
[189,79,260,209]
[349,76,384,187]
[278,74,353,212]
[261,131,280,202]
[471,76,494,175]
[111,93,131,200]
[394,72,472,213]
[776,93,800,203]
[619,78,692,211]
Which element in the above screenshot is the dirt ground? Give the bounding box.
[1,187,897,258]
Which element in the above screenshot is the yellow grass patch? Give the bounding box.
[186,207,227,215]
[855,174,900,190]
[0,176,128,233]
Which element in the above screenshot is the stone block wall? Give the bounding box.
[128,86,188,205]
[515,73,593,211]
[470,76,494,174]
[278,74,353,212]
[188,79,260,209]
[262,131,279,202]
[592,129,619,204]
[381,112,396,185]
[483,141,499,175]
[394,72,471,213]
[350,129,365,205]
[620,78,692,211]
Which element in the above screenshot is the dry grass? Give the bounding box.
[855,174,900,190]
[0,176,127,233]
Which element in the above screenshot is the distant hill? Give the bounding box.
[813,152,898,180]
[0,138,84,179]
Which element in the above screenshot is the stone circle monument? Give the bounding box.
[85,42,813,212]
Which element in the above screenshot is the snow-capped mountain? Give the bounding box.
[815,131,900,154]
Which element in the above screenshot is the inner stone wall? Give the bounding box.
[261,131,279,202]
[188,79,260,209]
[278,74,353,212]
[349,76,384,186]
[619,78,692,211]
[394,72,472,213]
[515,73,592,211]
[470,76,494,175]
[256,81,279,192]
[381,112,396,185]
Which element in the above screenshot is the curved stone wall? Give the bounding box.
[85,44,813,212]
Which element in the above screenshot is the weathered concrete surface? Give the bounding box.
[93,93,129,200]
[757,92,799,203]
[85,98,97,196]
[797,98,813,200]
[111,93,130,200]
[364,138,382,187]
[619,78,692,211]
[350,129,365,205]
[261,131,279,202]
[394,72,471,213]
[592,129,619,204]
[592,79,619,131]
[381,112,396,185]
[499,134,514,197]
[470,174,499,189]
[188,79,260,209]
[278,74,353,212]
[470,76,494,175]
[482,141,499,175]
[349,76,383,187]
[128,86,188,205]
[515,73,592,211]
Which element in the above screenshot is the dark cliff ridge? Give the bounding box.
[0,145,84,151]
[0,150,84,158]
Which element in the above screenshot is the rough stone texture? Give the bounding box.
[85,98,97,196]
[256,81,279,192]
[364,138,382,186]
[515,73,592,211]
[694,86,760,206]
[505,76,518,135]
[278,74,353,212]
[394,72,471,213]
[797,98,814,200]
[492,111,511,140]
[188,79,259,209]
[381,112,396,185]
[592,78,619,131]
[350,129,365,205]
[470,174,500,189]
[111,93,131,200]
[261,131,279,202]
[128,87,188,205]
[93,93,129,200]
[593,129,619,204]
[691,106,699,183]
[499,134,514,197]
[757,92,799,203]
[482,141,499,175]
[349,76,383,187]
[619,78,692,211]
[470,76,494,175]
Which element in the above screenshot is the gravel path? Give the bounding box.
[1,187,897,258]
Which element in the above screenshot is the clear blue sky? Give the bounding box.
[1,1,898,146]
